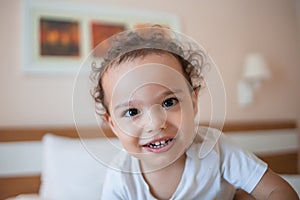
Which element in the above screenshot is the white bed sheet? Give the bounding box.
[6,194,40,200]
[7,174,300,199]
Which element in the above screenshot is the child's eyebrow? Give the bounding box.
[159,89,184,97]
[114,89,184,111]
[114,100,137,111]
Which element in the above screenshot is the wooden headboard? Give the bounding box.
[0,121,299,199]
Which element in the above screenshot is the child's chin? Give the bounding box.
[139,151,186,171]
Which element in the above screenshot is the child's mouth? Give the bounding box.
[142,138,174,153]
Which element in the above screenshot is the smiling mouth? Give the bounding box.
[143,138,174,149]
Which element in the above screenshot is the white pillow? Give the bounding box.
[39,134,120,200]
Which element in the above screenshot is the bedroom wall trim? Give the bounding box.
[0,120,296,142]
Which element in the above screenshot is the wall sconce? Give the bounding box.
[238,53,270,106]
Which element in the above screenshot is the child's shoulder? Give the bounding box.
[190,125,244,159]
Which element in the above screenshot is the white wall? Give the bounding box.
[0,0,300,127]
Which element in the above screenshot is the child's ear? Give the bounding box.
[102,113,110,125]
[102,114,118,137]
[192,88,199,115]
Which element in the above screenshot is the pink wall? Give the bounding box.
[0,0,299,126]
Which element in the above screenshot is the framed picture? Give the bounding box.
[22,0,181,74]
[39,18,80,57]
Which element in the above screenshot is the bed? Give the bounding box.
[0,121,299,199]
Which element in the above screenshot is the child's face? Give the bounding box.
[102,53,198,170]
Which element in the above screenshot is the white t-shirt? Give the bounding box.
[101,127,268,200]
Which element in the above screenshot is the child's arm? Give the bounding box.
[251,168,298,199]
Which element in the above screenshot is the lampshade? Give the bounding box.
[243,53,270,81]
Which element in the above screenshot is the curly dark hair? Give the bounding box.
[90,26,208,116]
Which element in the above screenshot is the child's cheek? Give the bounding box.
[114,119,142,138]
[117,132,139,152]
[180,100,196,134]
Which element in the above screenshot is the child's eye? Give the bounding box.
[162,98,179,108]
[124,108,140,117]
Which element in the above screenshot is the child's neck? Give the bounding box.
[140,153,187,199]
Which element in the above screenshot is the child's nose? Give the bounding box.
[144,104,167,134]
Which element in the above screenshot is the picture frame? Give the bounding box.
[22,0,181,74]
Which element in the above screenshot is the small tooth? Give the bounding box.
[147,139,172,149]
